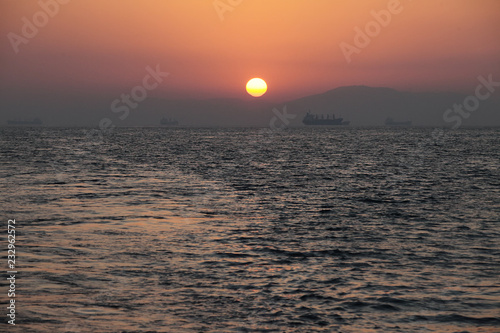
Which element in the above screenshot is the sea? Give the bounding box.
[1,127,499,333]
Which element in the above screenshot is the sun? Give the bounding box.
[246,78,267,97]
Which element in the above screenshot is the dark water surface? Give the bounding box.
[1,127,499,332]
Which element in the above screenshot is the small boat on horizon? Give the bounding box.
[302,111,349,126]
[160,117,179,126]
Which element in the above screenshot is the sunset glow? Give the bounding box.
[246,78,267,97]
[1,0,499,103]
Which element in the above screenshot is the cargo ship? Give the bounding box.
[160,117,178,126]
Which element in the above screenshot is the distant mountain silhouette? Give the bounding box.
[1,86,498,127]
[284,85,500,127]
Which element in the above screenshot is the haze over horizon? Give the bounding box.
[1,0,499,126]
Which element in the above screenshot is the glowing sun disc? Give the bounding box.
[246,78,267,97]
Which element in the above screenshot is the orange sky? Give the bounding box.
[1,0,499,101]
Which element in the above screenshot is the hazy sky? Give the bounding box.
[1,0,499,102]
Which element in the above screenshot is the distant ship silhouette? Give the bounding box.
[7,118,42,126]
[385,117,412,126]
[160,117,178,126]
[302,111,349,126]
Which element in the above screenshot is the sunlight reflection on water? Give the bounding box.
[1,127,499,332]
